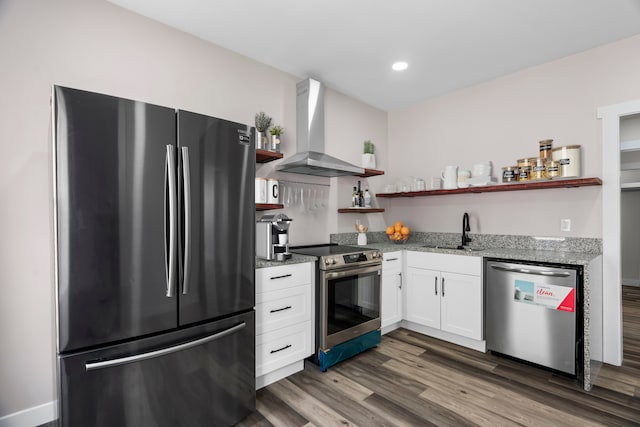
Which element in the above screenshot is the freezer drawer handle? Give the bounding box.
[490,264,572,277]
[270,274,292,280]
[270,344,292,354]
[181,146,192,295]
[165,145,177,297]
[84,322,246,372]
[270,305,292,313]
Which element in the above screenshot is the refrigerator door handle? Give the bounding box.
[85,321,246,371]
[490,264,572,278]
[181,146,192,295]
[165,145,177,297]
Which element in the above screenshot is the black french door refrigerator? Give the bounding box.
[52,86,255,426]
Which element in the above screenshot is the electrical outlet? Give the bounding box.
[560,218,571,232]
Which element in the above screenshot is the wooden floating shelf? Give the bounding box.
[376,177,602,198]
[355,168,385,177]
[256,203,284,211]
[256,149,284,163]
[337,208,385,213]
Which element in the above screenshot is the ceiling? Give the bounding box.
[107,0,640,111]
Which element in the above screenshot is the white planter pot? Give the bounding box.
[362,153,376,169]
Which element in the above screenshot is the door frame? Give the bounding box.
[598,99,640,365]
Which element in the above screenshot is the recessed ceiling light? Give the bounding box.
[392,61,408,71]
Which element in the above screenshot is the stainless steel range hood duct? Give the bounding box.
[276,78,364,177]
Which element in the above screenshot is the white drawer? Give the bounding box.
[383,251,403,272]
[256,284,311,335]
[256,321,311,377]
[256,262,313,293]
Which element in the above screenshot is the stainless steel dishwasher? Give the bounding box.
[485,258,583,377]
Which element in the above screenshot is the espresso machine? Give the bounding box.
[256,214,293,261]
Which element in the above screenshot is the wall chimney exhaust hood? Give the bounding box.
[276,78,364,177]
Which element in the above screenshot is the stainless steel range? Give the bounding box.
[290,244,382,371]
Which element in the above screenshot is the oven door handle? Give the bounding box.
[324,264,381,279]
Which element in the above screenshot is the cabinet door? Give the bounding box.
[440,272,482,340]
[404,267,440,329]
[381,270,403,328]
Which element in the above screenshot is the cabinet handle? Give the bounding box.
[270,344,292,354]
[398,272,403,290]
[386,257,399,262]
[270,305,292,313]
[442,276,445,297]
[434,277,438,295]
[270,274,292,280]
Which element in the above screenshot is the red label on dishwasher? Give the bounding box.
[514,280,575,312]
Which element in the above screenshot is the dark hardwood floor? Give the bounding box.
[237,286,640,427]
[39,286,640,427]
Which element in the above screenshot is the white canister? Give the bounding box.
[551,145,581,178]
[441,166,458,189]
[255,178,267,203]
[267,178,279,204]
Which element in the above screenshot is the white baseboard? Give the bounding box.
[401,320,487,352]
[622,278,640,286]
[256,360,305,389]
[0,401,56,427]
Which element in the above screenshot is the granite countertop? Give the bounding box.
[362,242,600,266]
[255,242,600,269]
[255,253,317,269]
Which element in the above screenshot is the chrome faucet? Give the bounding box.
[461,212,471,247]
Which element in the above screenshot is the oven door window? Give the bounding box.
[327,268,380,336]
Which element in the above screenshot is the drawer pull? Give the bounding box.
[270,305,292,314]
[270,274,292,280]
[385,257,399,262]
[270,344,292,354]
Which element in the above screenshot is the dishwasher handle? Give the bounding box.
[490,264,571,278]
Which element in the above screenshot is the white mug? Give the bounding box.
[267,178,279,204]
[255,178,267,203]
[441,166,458,189]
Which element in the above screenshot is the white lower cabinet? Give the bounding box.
[404,252,483,342]
[381,252,403,332]
[255,262,313,389]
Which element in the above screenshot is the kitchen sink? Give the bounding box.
[423,245,485,252]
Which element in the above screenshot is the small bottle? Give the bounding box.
[351,186,358,207]
[357,181,363,207]
[364,189,371,207]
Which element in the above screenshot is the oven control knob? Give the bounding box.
[324,257,335,265]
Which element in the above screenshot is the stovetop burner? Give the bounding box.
[290,244,382,270]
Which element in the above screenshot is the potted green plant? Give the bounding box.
[269,125,284,152]
[254,112,272,150]
[362,140,376,169]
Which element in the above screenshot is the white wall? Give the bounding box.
[386,34,640,237]
[0,0,386,421]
